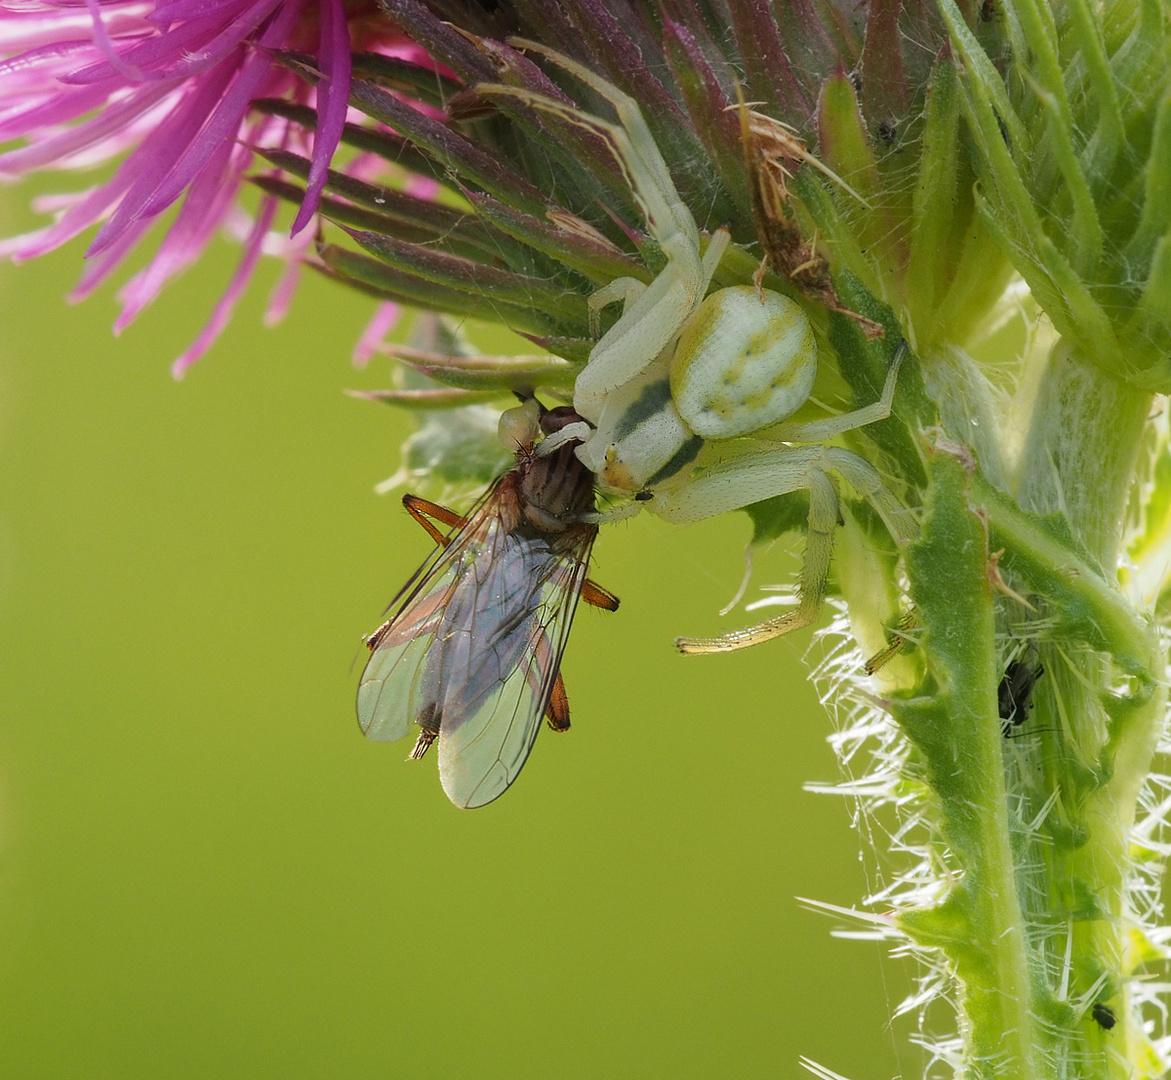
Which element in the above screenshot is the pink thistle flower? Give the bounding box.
[0,0,426,375]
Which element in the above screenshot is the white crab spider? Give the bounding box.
[499,43,918,651]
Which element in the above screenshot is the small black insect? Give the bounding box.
[999,658,1044,736]
[1092,1002,1116,1030]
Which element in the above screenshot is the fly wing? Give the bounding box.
[356,484,505,744]
[435,529,595,809]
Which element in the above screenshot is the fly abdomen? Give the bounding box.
[411,702,441,758]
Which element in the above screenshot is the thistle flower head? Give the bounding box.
[0,0,424,372]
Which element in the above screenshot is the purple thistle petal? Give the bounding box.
[11,167,135,259]
[86,57,239,254]
[31,190,92,213]
[171,192,279,379]
[0,78,122,142]
[150,0,251,24]
[262,222,314,325]
[82,0,163,80]
[0,36,118,83]
[153,0,285,78]
[352,301,401,368]
[114,136,246,328]
[290,0,349,234]
[0,80,174,174]
[403,172,438,201]
[61,1,276,85]
[129,0,303,225]
[0,222,54,258]
[0,8,144,52]
[1,0,427,369]
[69,216,152,300]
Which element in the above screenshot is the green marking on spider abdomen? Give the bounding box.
[671,286,817,439]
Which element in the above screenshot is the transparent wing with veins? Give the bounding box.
[357,487,595,808]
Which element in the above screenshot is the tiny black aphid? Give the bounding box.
[998,658,1045,736]
[1092,1002,1116,1030]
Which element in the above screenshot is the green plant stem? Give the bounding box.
[1016,340,1153,569]
[1010,342,1165,1074]
[888,339,1167,1075]
[933,342,1164,1076]
[897,448,1049,1079]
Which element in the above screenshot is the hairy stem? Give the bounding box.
[896,448,1048,1078]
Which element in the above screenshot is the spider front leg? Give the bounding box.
[588,278,646,337]
[645,445,918,653]
[476,45,730,422]
[575,227,729,422]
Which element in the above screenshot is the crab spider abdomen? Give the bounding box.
[670,287,817,439]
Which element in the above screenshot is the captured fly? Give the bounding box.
[357,400,618,808]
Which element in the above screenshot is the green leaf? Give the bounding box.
[828,273,933,489]
[346,387,499,408]
[742,491,809,546]
[896,443,1044,1074]
[1010,0,1103,275]
[518,335,593,364]
[250,175,449,245]
[1127,86,1171,267]
[930,199,1013,351]
[349,51,463,109]
[251,147,478,237]
[1128,231,1171,385]
[790,170,879,298]
[976,475,1157,683]
[247,162,502,265]
[249,98,457,192]
[348,77,551,218]
[386,344,576,392]
[661,21,753,226]
[1064,0,1126,174]
[399,405,515,491]
[816,73,882,208]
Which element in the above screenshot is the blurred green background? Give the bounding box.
[0,191,915,1078]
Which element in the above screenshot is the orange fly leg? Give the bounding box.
[402,493,467,547]
[528,621,571,732]
[545,671,571,732]
[581,579,620,611]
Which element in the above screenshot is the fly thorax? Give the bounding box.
[519,440,595,529]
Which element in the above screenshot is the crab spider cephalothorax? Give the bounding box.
[496,43,919,653]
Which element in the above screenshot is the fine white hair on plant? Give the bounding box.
[806,600,962,1068]
[1126,627,1171,1060]
[805,598,1171,1078]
